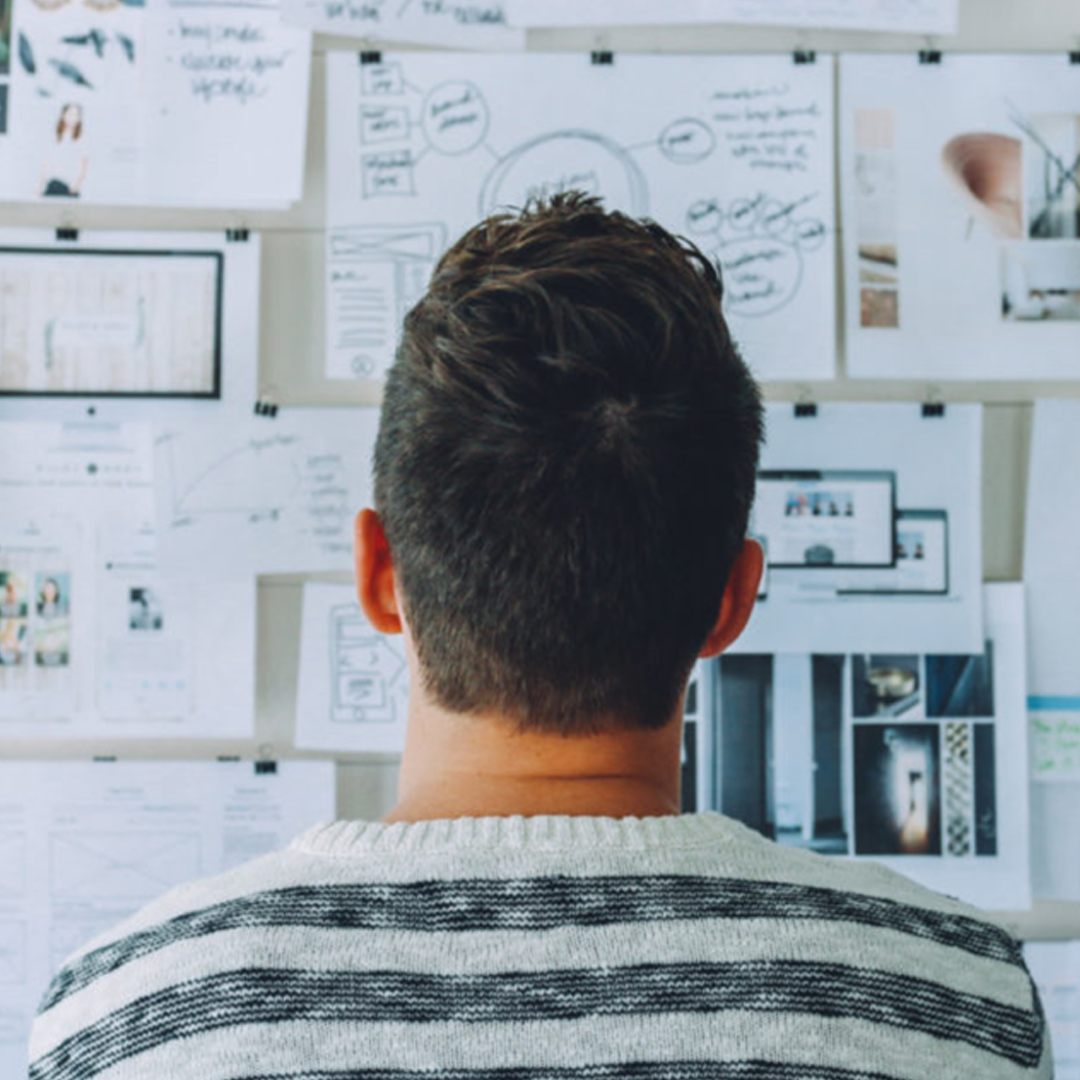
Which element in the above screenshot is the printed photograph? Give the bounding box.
[851,654,921,718]
[0,84,7,136]
[858,243,898,285]
[0,618,27,666]
[0,571,28,618]
[854,109,900,328]
[715,654,849,856]
[35,573,70,618]
[926,642,995,717]
[860,287,899,329]
[33,616,70,667]
[853,723,942,856]
[1001,243,1080,321]
[941,131,1022,240]
[41,103,89,199]
[972,723,998,856]
[128,587,164,632]
[0,0,10,78]
[1021,114,1080,240]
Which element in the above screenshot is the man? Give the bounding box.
[30,194,1049,1080]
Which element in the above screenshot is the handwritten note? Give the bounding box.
[686,78,829,322]
[144,0,312,206]
[280,0,523,49]
[1031,704,1080,781]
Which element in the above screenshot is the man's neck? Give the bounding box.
[382,697,685,824]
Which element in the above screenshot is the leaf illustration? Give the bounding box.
[48,58,93,89]
[18,31,35,75]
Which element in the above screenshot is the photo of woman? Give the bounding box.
[36,574,69,618]
[40,103,88,198]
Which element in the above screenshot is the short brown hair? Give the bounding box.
[374,193,763,734]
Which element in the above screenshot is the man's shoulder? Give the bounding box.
[29,844,304,1068]
[688,813,1024,956]
[29,816,1051,1080]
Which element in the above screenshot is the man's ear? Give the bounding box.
[354,508,403,634]
[698,538,764,659]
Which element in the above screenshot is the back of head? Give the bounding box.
[375,192,763,735]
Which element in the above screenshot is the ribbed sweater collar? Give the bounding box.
[292,812,738,857]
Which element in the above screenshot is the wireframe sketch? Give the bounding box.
[327,223,447,378]
[49,831,202,900]
[329,602,408,724]
[327,54,837,381]
[0,247,221,396]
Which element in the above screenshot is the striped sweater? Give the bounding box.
[30,813,1051,1080]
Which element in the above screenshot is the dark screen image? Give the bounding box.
[854,723,942,856]
[926,642,995,717]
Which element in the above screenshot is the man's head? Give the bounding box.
[361,192,764,736]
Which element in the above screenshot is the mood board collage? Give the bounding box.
[2,0,1080,1075]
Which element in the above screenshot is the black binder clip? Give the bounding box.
[591,51,614,65]
[922,402,946,418]
[919,49,942,64]
[360,50,383,65]
[55,227,78,241]
[793,49,816,65]
[794,402,818,418]
[254,400,278,418]
[226,228,249,243]
[255,760,278,775]
[1070,51,1080,65]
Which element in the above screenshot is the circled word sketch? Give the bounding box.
[326,53,837,382]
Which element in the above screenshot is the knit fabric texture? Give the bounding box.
[29,812,1051,1080]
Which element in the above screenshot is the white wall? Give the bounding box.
[1,0,1078,938]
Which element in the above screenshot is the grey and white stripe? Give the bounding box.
[29,813,1050,1080]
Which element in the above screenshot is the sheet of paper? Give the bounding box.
[0,0,145,203]
[841,55,1080,379]
[281,0,522,49]
[711,585,1029,910]
[734,403,983,655]
[1025,400,1080,901]
[1025,942,1080,1080]
[325,53,836,382]
[0,759,335,1080]
[0,423,256,739]
[508,0,958,33]
[154,408,379,576]
[295,583,409,753]
[143,0,311,207]
[0,229,260,423]
[0,0,309,206]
